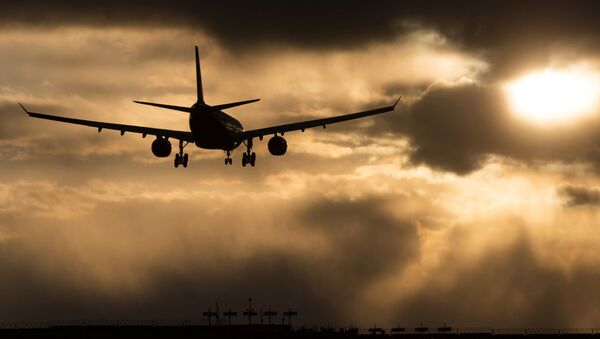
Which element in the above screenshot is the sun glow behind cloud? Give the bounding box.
[506,66,600,124]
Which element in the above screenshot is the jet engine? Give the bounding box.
[151,137,172,157]
[268,135,287,156]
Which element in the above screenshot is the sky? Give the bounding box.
[2,0,600,328]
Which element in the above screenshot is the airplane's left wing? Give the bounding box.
[238,97,400,141]
[20,103,195,142]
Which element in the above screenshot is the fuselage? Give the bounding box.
[189,103,244,150]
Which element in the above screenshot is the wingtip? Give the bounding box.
[393,96,401,109]
[18,102,29,114]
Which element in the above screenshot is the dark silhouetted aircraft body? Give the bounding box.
[20,46,399,168]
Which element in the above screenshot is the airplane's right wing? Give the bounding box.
[238,97,400,141]
[20,104,195,142]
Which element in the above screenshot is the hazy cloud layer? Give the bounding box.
[1,162,599,326]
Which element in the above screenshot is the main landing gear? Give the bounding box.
[224,150,233,165]
[242,138,256,167]
[174,140,189,168]
[242,152,256,167]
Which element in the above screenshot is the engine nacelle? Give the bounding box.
[151,137,172,157]
[268,135,287,156]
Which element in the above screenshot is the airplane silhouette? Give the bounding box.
[20,46,399,168]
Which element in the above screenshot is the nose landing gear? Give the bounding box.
[221,139,256,167]
[174,140,189,168]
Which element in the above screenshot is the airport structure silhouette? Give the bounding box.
[2,299,600,339]
[2,321,600,339]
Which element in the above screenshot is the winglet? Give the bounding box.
[393,96,401,109]
[18,102,30,114]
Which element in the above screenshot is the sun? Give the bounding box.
[506,67,600,124]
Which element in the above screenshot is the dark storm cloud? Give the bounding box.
[377,84,600,174]
[139,190,431,323]
[0,1,401,50]
[0,194,420,325]
[392,233,581,327]
[3,1,600,65]
[158,1,402,51]
[299,197,420,286]
[559,184,600,207]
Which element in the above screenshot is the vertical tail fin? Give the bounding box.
[195,46,204,104]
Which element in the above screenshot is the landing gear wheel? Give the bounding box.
[224,150,233,165]
[174,140,190,169]
[242,138,255,168]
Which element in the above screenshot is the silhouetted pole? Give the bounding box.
[243,298,257,324]
[369,323,385,335]
[391,323,405,334]
[203,307,218,326]
[223,308,237,325]
[283,308,298,326]
[263,308,277,324]
[438,322,452,332]
[415,323,428,332]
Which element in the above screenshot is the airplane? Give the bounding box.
[19,46,399,168]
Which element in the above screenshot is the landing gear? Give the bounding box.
[174,140,189,168]
[242,138,256,167]
[224,150,233,165]
[242,152,256,167]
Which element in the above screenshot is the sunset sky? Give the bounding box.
[2,0,600,328]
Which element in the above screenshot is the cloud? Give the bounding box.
[559,184,600,207]
[298,197,420,288]
[1,1,600,81]
[0,156,599,326]
[377,83,600,174]
[0,179,422,324]
[0,1,405,51]
[391,233,572,327]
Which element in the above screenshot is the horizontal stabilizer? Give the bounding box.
[210,98,260,111]
[133,101,191,113]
